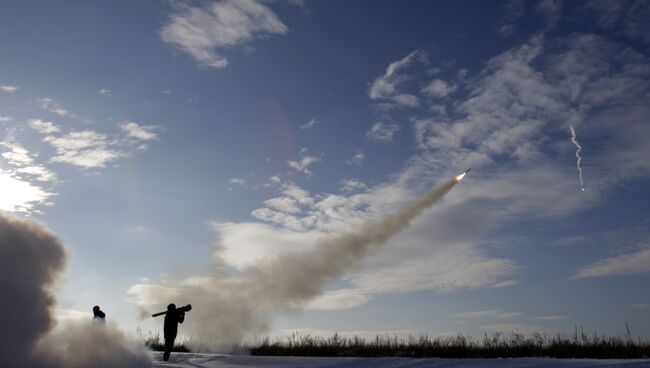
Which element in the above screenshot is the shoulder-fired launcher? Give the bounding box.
[151,304,192,318]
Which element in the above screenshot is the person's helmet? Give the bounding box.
[93,305,100,313]
[167,303,176,311]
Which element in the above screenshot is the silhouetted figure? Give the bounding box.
[92,305,105,323]
[163,303,185,361]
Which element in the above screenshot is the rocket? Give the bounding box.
[465,168,471,174]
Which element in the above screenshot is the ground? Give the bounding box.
[151,353,650,368]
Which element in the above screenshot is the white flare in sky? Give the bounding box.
[569,126,585,191]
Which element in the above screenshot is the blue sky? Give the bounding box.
[1,0,650,341]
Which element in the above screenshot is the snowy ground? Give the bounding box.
[151,353,650,368]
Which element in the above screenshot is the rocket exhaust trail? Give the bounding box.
[569,126,585,191]
[136,175,465,348]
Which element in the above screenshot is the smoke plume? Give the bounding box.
[132,177,460,348]
[0,212,150,367]
[569,126,585,191]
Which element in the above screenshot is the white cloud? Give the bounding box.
[367,122,400,142]
[368,50,427,108]
[422,79,457,98]
[1,142,55,182]
[160,0,288,69]
[98,89,112,96]
[573,246,650,279]
[0,168,53,213]
[535,0,563,29]
[119,120,158,141]
[27,119,60,134]
[0,84,19,93]
[339,178,368,193]
[37,97,69,117]
[585,0,650,43]
[229,177,246,187]
[287,152,321,175]
[345,151,364,166]
[44,131,122,169]
[300,118,317,130]
[533,315,569,320]
[0,116,11,122]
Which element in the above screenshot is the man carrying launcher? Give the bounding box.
[152,303,192,361]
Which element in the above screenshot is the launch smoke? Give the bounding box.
[569,126,585,191]
[133,176,462,348]
[0,213,150,367]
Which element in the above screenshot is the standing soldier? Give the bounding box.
[163,303,185,361]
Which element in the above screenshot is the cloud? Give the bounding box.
[0,116,11,122]
[287,151,321,175]
[0,84,19,93]
[584,0,650,43]
[497,0,525,36]
[535,0,563,29]
[119,120,158,141]
[533,315,569,320]
[0,168,54,213]
[37,97,69,117]
[368,49,427,108]
[229,177,247,187]
[422,79,457,98]
[300,118,318,130]
[1,142,55,183]
[44,131,123,169]
[573,246,650,279]
[345,150,364,166]
[367,122,400,142]
[339,178,368,193]
[98,89,112,96]
[28,119,60,134]
[160,0,288,69]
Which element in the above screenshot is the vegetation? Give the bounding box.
[142,332,191,353]
[249,330,650,359]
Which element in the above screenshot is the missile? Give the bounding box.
[465,168,471,174]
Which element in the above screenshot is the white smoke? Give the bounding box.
[130,177,461,349]
[569,126,585,191]
[0,212,151,367]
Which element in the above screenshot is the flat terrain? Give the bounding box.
[151,353,650,368]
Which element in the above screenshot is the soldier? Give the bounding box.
[163,303,185,361]
[92,305,106,323]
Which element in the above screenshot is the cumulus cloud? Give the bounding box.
[28,119,60,134]
[345,150,364,166]
[422,79,457,98]
[369,49,427,108]
[0,84,19,93]
[287,150,321,175]
[1,142,55,183]
[300,118,318,130]
[339,178,368,193]
[160,0,288,69]
[367,122,400,142]
[44,131,122,169]
[37,98,69,117]
[119,120,158,141]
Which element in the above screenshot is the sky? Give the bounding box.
[1,0,650,342]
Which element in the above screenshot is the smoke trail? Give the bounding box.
[569,126,585,191]
[132,177,461,348]
[0,212,150,367]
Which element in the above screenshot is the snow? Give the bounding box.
[151,353,650,368]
